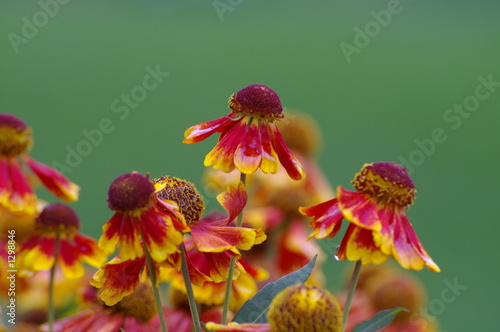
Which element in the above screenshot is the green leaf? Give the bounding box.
[352,307,409,332]
[232,255,318,324]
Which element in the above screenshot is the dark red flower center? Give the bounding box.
[229,84,284,120]
[0,113,33,157]
[36,203,80,234]
[153,175,205,224]
[108,173,155,213]
[352,162,415,208]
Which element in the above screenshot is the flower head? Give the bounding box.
[17,203,105,279]
[0,114,79,231]
[300,162,440,272]
[183,84,305,180]
[267,284,343,332]
[98,172,188,263]
[43,282,162,332]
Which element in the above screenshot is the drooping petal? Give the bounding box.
[22,155,80,202]
[204,120,247,173]
[190,223,260,253]
[72,233,107,268]
[259,122,279,174]
[138,208,183,262]
[45,308,122,332]
[155,198,190,233]
[234,122,262,174]
[299,198,344,239]
[392,213,440,272]
[90,256,146,306]
[337,224,388,265]
[269,124,305,180]
[59,238,86,279]
[17,235,55,275]
[99,213,144,260]
[337,186,381,231]
[204,250,243,283]
[216,181,247,224]
[183,115,236,144]
[0,157,37,214]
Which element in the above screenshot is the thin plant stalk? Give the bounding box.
[48,233,61,332]
[135,219,168,332]
[221,173,247,323]
[180,244,203,332]
[342,260,362,331]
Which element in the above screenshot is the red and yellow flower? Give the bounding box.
[154,176,266,284]
[183,84,305,180]
[0,114,79,237]
[300,162,440,272]
[16,203,105,279]
[98,172,189,263]
[43,282,164,332]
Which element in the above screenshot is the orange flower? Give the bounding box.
[300,162,440,272]
[183,84,305,180]
[98,172,189,263]
[16,203,105,279]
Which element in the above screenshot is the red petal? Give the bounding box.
[216,181,247,224]
[205,121,247,173]
[337,186,381,231]
[392,213,440,272]
[269,125,305,180]
[234,122,262,174]
[23,155,79,202]
[183,115,235,144]
[337,224,388,265]
[0,157,36,212]
[300,198,344,239]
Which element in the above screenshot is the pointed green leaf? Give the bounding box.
[232,255,318,324]
[352,307,409,332]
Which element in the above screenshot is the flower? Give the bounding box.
[183,84,305,180]
[98,172,189,263]
[0,114,79,236]
[16,203,105,279]
[267,283,343,332]
[90,256,151,306]
[42,282,164,332]
[206,284,343,332]
[153,176,266,284]
[300,162,440,272]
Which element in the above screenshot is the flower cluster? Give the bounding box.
[1,85,440,332]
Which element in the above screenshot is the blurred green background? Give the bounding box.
[2,0,499,330]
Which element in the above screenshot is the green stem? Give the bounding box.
[221,173,247,323]
[342,260,362,332]
[48,234,60,332]
[180,244,203,332]
[136,219,168,332]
